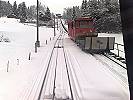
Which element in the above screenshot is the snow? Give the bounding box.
[99,33,125,58]
[0,17,57,100]
[0,17,129,100]
[64,37,129,100]
[40,48,71,99]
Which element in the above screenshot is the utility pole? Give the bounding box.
[119,0,133,99]
[36,0,40,47]
[57,16,58,30]
[0,0,2,17]
[56,14,61,30]
[54,15,56,36]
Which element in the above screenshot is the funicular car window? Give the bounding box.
[79,20,93,28]
[75,21,79,28]
[71,22,73,29]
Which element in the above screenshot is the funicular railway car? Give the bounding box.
[68,17,115,53]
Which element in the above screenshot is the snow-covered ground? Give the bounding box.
[0,17,129,100]
[64,37,129,100]
[0,17,58,100]
[99,33,125,58]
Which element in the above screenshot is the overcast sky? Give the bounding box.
[5,0,82,14]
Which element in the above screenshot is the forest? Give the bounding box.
[0,0,52,23]
[63,0,121,33]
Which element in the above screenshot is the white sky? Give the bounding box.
[6,0,82,14]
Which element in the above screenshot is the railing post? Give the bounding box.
[7,60,9,72]
[117,43,119,57]
[35,42,37,53]
[54,15,56,36]
[46,40,47,45]
[29,52,31,60]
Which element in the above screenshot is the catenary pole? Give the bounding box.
[119,0,133,99]
[54,15,56,36]
[36,0,40,47]
[57,16,58,30]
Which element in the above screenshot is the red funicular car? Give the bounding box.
[68,17,115,53]
[68,17,97,41]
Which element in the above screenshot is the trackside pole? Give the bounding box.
[35,43,37,53]
[17,59,19,65]
[57,16,58,30]
[46,40,47,45]
[119,0,133,99]
[7,60,9,72]
[29,52,31,60]
[36,0,40,47]
[54,15,56,36]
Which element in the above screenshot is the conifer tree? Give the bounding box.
[17,2,27,22]
[0,0,3,17]
[72,6,76,20]
[21,2,27,19]
[7,1,12,15]
[45,7,51,21]
[12,1,17,16]
[81,0,88,17]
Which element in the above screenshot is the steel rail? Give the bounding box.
[90,53,128,86]
[38,31,74,100]
[37,34,62,100]
[52,36,60,100]
[38,20,74,100]
[62,39,74,100]
[103,53,127,69]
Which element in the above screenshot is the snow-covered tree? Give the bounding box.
[12,1,17,16]
[44,7,51,21]
[17,2,27,22]
[81,0,88,17]
[0,0,3,17]
[28,5,36,20]
[72,6,76,20]
[63,0,121,33]
[93,0,122,32]
[0,0,13,17]
[39,11,45,21]
[62,7,73,20]
[21,2,27,19]
[7,1,12,14]
[26,3,46,22]
[75,6,81,18]
[38,2,46,14]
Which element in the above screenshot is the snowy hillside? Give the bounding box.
[0,17,58,100]
[0,17,55,68]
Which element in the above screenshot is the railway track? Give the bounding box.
[60,20,128,98]
[61,19,128,84]
[90,53,128,88]
[103,52,126,69]
[37,32,75,100]
[60,19,126,67]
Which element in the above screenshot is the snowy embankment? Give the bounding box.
[64,36,129,100]
[0,17,58,100]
